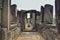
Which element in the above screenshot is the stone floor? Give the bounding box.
[17,32,44,40]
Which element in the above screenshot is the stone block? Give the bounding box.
[7,32,12,40]
[0,28,7,40]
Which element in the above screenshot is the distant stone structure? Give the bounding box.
[17,10,41,32]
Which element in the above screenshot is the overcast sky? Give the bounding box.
[11,0,55,18]
[11,0,55,11]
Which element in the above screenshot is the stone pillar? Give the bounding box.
[0,10,1,24]
[10,4,17,23]
[0,0,11,40]
[20,11,25,31]
[0,8,1,24]
[55,0,60,34]
[41,6,44,23]
[44,4,53,24]
[0,0,3,25]
[36,12,41,24]
[1,0,11,29]
[17,10,21,28]
[32,13,35,27]
[39,14,42,24]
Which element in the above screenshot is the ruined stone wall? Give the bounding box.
[37,5,54,40]
[0,27,20,40]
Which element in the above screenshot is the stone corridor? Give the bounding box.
[0,0,60,40]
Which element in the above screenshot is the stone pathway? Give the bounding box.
[17,32,44,40]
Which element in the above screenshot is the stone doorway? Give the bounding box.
[21,10,37,32]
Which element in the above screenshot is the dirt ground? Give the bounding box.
[17,32,44,40]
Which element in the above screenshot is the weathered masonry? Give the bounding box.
[0,0,21,40]
[18,10,41,32]
[55,0,60,34]
[41,4,53,24]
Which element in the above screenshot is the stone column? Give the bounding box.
[55,0,60,34]
[1,0,11,29]
[36,12,41,24]
[0,9,1,24]
[41,6,44,23]
[10,4,17,23]
[44,4,53,24]
[0,0,3,25]
[32,13,35,27]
